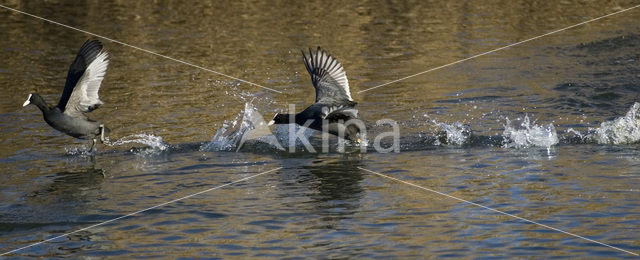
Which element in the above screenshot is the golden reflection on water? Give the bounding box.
[1,0,639,257]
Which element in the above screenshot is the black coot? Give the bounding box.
[23,39,110,151]
[270,47,362,142]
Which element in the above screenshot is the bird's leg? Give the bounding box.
[99,124,106,143]
[90,139,96,152]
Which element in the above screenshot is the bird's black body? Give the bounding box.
[23,39,110,150]
[29,93,110,140]
[272,102,361,142]
[271,47,362,142]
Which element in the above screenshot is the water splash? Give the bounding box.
[566,128,584,139]
[432,120,471,146]
[562,127,588,144]
[105,134,169,152]
[502,115,558,149]
[201,121,241,151]
[201,102,283,152]
[65,146,93,156]
[592,102,640,144]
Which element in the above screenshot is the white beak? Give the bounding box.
[22,94,32,107]
[268,120,275,126]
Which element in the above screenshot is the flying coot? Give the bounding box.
[269,47,362,143]
[23,39,110,151]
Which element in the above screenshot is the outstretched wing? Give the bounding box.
[57,40,104,111]
[302,47,353,103]
[61,40,109,117]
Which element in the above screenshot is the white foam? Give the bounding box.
[201,102,284,152]
[201,122,238,151]
[65,146,92,156]
[566,128,584,138]
[105,134,169,151]
[502,115,558,149]
[433,120,470,146]
[593,102,640,144]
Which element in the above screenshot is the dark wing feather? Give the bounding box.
[302,47,353,103]
[320,100,359,121]
[57,40,103,110]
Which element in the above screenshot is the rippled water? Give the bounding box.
[1,0,640,258]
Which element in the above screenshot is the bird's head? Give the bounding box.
[22,93,33,107]
[268,113,291,126]
[22,93,51,113]
[23,93,47,108]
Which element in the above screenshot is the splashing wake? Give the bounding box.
[201,102,283,152]
[502,115,558,149]
[433,120,471,146]
[593,102,640,145]
[104,134,169,151]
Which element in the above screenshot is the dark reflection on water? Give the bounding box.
[1,168,104,231]
[1,0,640,258]
[303,158,364,215]
[30,168,105,199]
